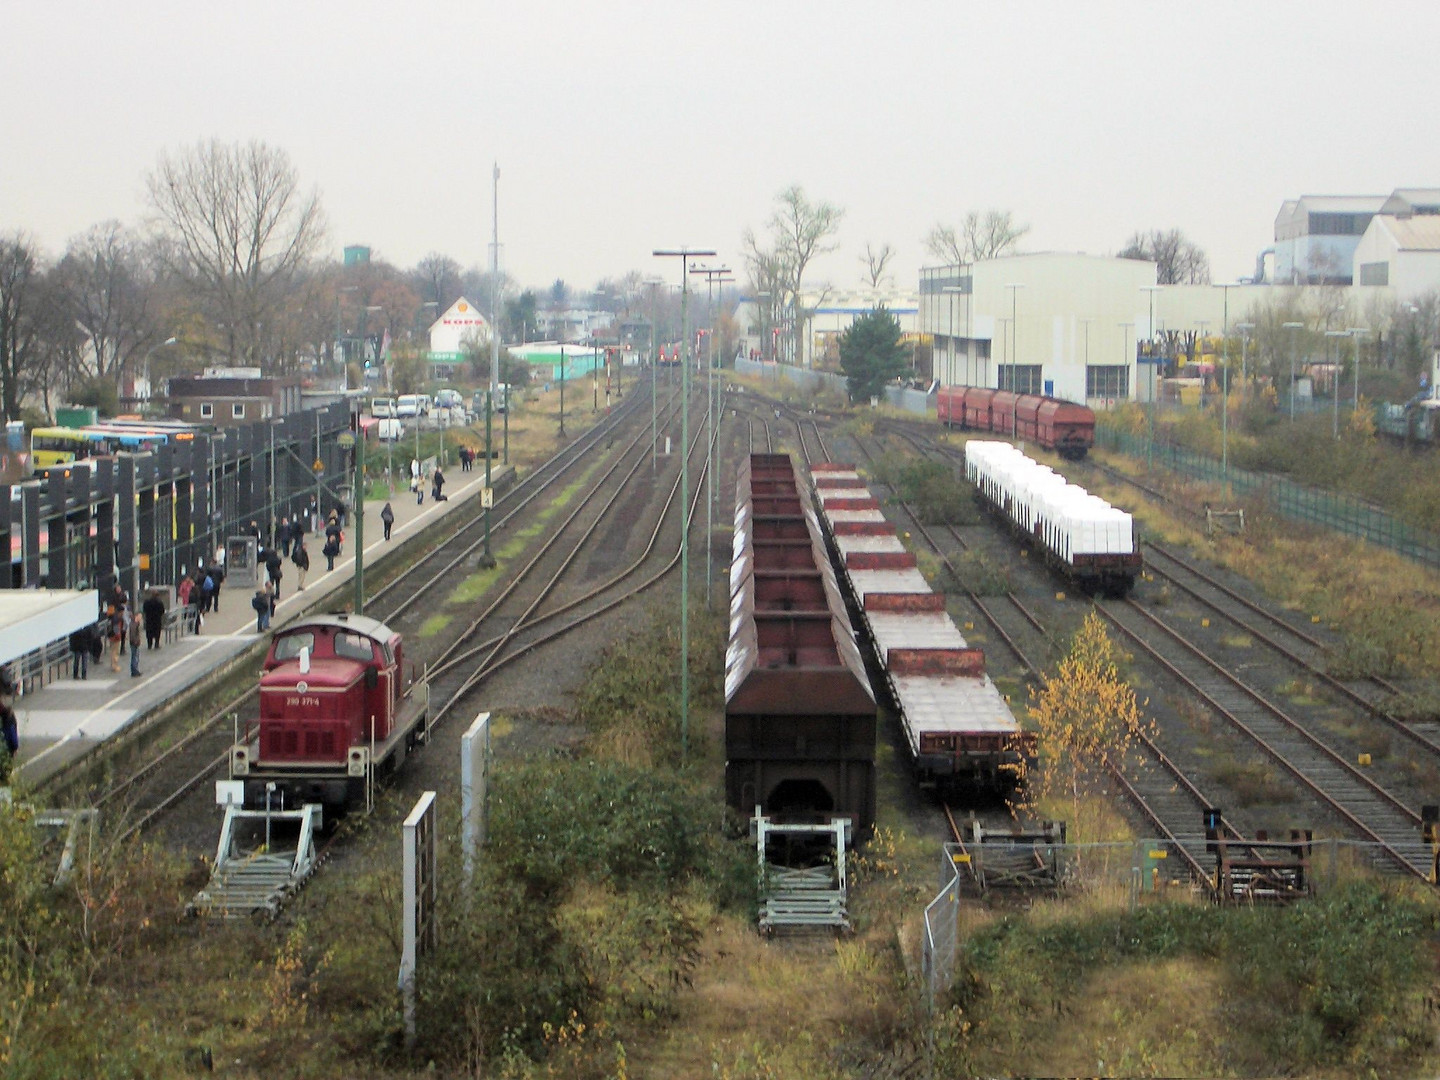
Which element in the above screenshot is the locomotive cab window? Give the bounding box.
[273,632,315,661]
[334,632,375,662]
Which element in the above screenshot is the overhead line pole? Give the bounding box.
[691,264,732,610]
[654,247,714,764]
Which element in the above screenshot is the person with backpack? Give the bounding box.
[381,502,395,541]
[322,533,339,572]
[210,561,225,612]
[293,539,310,591]
[251,583,272,633]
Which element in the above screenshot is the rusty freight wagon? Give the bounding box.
[726,454,877,837]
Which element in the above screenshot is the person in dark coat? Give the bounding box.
[431,467,446,502]
[209,562,225,612]
[322,534,339,572]
[278,516,293,558]
[293,539,310,590]
[69,624,91,680]
[381,502,395,541]
[142,590,165,650]
[264,546,284,602]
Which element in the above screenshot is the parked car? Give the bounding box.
[435,388,463,410]
[370,397,396,418]
[395,395,421,418]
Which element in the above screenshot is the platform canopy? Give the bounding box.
[0,590,97,667]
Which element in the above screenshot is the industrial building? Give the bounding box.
[918,253,1157,406]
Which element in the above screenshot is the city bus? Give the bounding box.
[30,427,109,468]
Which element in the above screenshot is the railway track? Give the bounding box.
[1097,596,1432,879]
[840,429,1233,884]
[98,379,703,842]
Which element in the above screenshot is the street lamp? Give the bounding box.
[1325,329,1349,438]
[1004,283,1025,399]
[691,264,733,611]
[335,285,359,389]
[942,285,966,386]
[1234,322,1255,404]
[139,336,178,406]
[1346,327,1370,432]
[1141,285,1164,467]
[1280,321,1308,421]
[654,246,715,765]
[645,277,665,472]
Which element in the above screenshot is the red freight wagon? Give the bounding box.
[936,386,964,427]
[963,387,997,429]
[1034,398,1095,460]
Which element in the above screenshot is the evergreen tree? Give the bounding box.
[839,305,908,404]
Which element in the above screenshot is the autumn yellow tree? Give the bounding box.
[1027,612,1150,816]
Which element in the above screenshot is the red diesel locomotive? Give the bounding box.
[936,386,1095,460]
[229,613,430,811]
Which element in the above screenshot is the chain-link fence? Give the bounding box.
[919,834,1435,1014]
[1096,426,1440,569]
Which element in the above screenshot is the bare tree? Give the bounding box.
[146,139,326,367]
[741,235,792,360]
[926,210,1028,264]
[1119,228,1211,285]
[745,185,843,364]
[860,242,895,289]
[964,210,1029,260]
[413,252,463,311]
[924,224,965,266]
[54,221,161,390]
[0,235,84,419]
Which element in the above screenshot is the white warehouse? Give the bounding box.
[918,253,1158,406]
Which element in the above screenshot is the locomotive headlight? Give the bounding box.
[347,747,369,777]
[231,746,249,776]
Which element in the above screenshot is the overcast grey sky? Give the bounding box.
[5,1,1439,295]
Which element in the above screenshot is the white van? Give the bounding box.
[395,395,421,418]
[435,388,463,410]
[370,397,396,418]
[376,418,404,441]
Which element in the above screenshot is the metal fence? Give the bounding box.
[921,844,962,1012]
[734,357,933,417]
[1096,426,1440,569]
[918,835,1433,1014]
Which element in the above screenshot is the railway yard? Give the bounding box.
[7,370,1440,1078]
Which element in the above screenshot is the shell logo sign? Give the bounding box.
[458,302,468,313]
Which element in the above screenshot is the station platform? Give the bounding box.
[13,458,509,790]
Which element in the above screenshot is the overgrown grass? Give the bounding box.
[941,880,1436,1077]
[868,452,978,525]
[1103,398,1440,532]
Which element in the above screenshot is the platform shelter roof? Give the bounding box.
[0,590,98,667]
